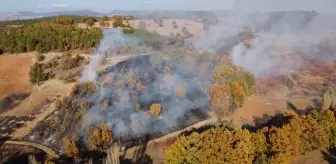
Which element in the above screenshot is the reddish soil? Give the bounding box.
[0,55,33,99]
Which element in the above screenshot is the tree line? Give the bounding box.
[0,15,99,26]
[165,108,336,164]
[0,22,102,54]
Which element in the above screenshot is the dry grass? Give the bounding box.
[3,80,75,139]
[2,79,74,116]
[78,19,204,37]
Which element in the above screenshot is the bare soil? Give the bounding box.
[0,54,34,99]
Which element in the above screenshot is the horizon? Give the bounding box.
[1,0,335,14]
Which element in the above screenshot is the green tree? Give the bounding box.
[112,16,124,28]
[56,15,75,25]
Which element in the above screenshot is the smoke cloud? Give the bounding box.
[79,6,336,139]
[80,28,210,138]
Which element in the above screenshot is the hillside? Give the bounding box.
[0,10,336,164]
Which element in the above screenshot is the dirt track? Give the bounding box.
[0,140,59,159]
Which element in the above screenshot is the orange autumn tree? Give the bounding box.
[210,62,255,116]
[165,110,332,164]
[149,103,161,117]
[63,136,79,157]
[89,121,113,150]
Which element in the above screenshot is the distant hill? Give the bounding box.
[0,10,104,21]
[0,10,219,21]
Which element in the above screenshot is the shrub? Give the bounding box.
[103,99,109,109]
[172,20,178,29]
[100,20,109,27]
[29,62,53,84]
[112,16,124,28]
[181,26,189,35]
[86,19,95,27]
[149,103,161,117]
[36,54,45,61]
[163,66,171,74]
[81,100,90,110]
[60,52,85,70]
[56,16,74,25]
[74,111,82,120]
[63,136,79,157]
[89,121,113,150]
[136,104,141,112]
[210,63,252,116]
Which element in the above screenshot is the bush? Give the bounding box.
[210,64,252,115]
[63,136,79,157]
[81,100,90,110]
[112,16,124,28]
[36,54,45,61]
[136,104,141,112]
[100,20,109,27]
[29,62,54,84]
[89,122,113,150]
[149,103,161,117]
[181,26,189,35]
[60,52,85,70]
[103,99,109,109]
[56,16,74,25]
[172,20,178,29]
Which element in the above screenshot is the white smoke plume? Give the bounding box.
[81,29,139,82]
[195,10,336,79]
[79,28,210,138]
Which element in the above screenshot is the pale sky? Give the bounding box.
[0,0,235,12]
[234,0,336,14]
[0,0,335,14]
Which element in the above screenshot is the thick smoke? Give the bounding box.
[195,10,336,79]
[81,29,139,82]
[80,28,210,138]
[79,5,336,139]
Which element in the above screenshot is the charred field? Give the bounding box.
[24,50,220,151]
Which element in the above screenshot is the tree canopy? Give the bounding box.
[0,22,102,53]
[165,109,336,164]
